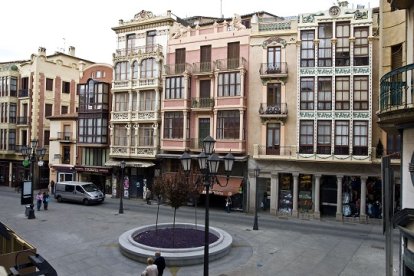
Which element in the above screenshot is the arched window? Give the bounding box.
[115,61,130,80]
[140,58,158,79]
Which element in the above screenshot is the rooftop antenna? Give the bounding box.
[220,0,223,18]
[60,37,66,53]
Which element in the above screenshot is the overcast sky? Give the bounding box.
[0,0,378,64]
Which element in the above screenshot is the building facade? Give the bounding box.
[378,0,414,274]
[250,2,384,222]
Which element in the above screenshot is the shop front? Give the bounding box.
[75,166,112,195]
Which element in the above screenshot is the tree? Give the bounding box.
[152,175,165,232]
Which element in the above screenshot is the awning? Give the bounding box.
[205,176,243,197]
[104,160,155,168]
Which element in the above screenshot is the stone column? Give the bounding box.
[292,173,299,217]
[314,174,321,219]
[360,176,368,222]
[270,173,279,215]
[336,175,343,221]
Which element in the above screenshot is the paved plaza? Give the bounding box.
[0,187,399,276]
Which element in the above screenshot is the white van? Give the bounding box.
[55,181,105,205]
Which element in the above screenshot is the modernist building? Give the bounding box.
[0,47,94,189]
[108,10,175,198]
[377,0,414,274]
[250,2,384,222]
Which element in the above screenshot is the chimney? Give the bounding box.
[68,46,76,56]
[38,47,46,56]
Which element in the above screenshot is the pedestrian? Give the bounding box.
[50,180,55,195]
[43,191,50,210]
[154,251,166,276]
[225,195,232,213]
[146,189,152,205]
[36,191,43,211]
[141,257,158,276]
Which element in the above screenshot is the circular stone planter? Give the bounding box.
[119,223,233,266]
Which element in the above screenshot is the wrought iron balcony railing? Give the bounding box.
[191,97,214,108]
[215,57,247,71]
[164,63,192,75]
[18,89,30,98]
[259,62,288,75]
[192,62,213,74]
[259,103,288,115]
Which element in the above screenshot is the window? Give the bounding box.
[354,27,369,66]
[266,123,280,155]
[10,77,17,97]
[200,45,212,71]
[267,47,281,72]
[140,58,158,79]
[92,71,105,79]
[126,34,136,54]
[387,133,401,157]
[140,91,155,111]
[46,78,53,91]
[353,76,368,110]
[45,104,53,117]
[132,61,139,79]
[139,124,154,146]
[318,23,332,67]
[9,103,16,124]
[217,110,240,139]
[301,30,315,67]
[62,146,71,164]
[267,83,281,111]
[335,22,350,66]
[335,76,350,110]
[114,125,127,146]
[62,81,70,93]
[61,106,68,114]
[299,121,314,154]
[164,112,183,139]
[227,42,240,69]
[8,129,16,151]
[353,121,368,155]
[44,130,50,146]
[174,48,186,73]
[335,121,349,155]
[165,77,184,99]
[317,77,332,110]
[78,116,108,144]
[0,77,8,97]
[115,61,130,80]
[114,93,128,112]
[218,72,241,97]
[146,30,156,50]
[300,77,314,110]
[317,121,331,154]
[81,148,108,166]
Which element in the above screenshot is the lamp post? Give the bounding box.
[21,139,46,219]
[253,165,260,230]
[180,135,234,276]
[119,161,126,214]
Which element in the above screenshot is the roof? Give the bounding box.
[47,113,78,120]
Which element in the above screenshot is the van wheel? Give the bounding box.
[83,199,89,205]
[57,196,62,202]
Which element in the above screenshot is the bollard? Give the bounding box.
[27,204,36,219]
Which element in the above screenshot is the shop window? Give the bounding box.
[278,173,293,214]
[298,174,312,212]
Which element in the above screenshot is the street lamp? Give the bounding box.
[21,139,46,219]
[253,165,260,230]
[119,160,126,214]
[180,135,235,276]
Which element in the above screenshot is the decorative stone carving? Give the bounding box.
[170,22,189,39]
[230,14,246,31]
[262,36,287,49]
[134,10,154,21]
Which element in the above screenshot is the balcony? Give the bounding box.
[109,146,158,158]
[164,63,192,75]
[16,117,30,125]
[132,77,162,88]
[215,58,247,71]
[192,62,214,75]
[18,89,30,98]
[253,144,377,163]
[114,44,163,59]
[259,62,288,79]
[57,132,73,142]
[377,63,414,133]
[161,139,190,152]
[258,103,288,122]
[191,97,214,110]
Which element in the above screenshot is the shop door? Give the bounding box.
[320,175,337,216]
[198,118,210,149]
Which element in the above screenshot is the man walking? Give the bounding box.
[154,251,166,276]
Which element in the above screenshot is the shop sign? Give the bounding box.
[75,166,110,174]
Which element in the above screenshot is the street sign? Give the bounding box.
[22,159,30,168]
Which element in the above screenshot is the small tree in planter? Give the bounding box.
[152,175,165,232]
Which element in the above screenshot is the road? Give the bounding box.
[0,187,400,276]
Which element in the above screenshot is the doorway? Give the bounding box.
[320,175,337,216]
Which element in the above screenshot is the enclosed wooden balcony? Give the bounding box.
[377,63,414,133]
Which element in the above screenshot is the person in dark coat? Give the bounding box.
[43,191,50,210]
[154,251,166,276]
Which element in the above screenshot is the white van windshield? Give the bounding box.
[82,184,99,192]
